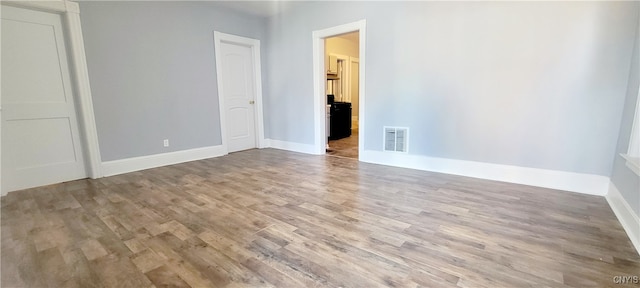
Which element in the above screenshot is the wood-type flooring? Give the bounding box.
[2,148,639,287]
[327,128,358,159]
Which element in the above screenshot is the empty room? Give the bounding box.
[1,0,639,287]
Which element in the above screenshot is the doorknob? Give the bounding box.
[249,100,255,104]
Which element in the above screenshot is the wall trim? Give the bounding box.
[267,139,318,155]
[63,1,103,179]
[606,182,640,255]
[101,146,226,177]
[361,150,610,195]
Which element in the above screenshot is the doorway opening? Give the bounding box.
[312,20,366,159]
[325,32,359,159]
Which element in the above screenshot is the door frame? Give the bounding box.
[213,31,266,153]
[1,0,103,195]
[327,53,350,102]
[312,20,366,157]
[349,57,360,122]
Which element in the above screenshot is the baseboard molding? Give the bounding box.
[267,139,318,155]
[606,182,640,254]
[101,145,226,177]
[360,150,609,196]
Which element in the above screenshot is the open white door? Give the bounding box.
[1,5,87,192]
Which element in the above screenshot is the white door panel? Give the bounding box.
[229,107,250,138]
[220,42,256,153]
[225,54,248,97]
[5,118,78,169]
[1,5,87,192]
[3,18,67,104]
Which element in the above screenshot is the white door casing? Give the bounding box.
[0,1,102,195]
[214,31,265,153]
[312,20,366,156]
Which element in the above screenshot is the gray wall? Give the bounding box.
[265,1,638,176]
[611,21,640,216]
[80,1,638,179]
[80,2,268,161]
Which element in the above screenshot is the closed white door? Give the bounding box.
[219,42,257,153]
[1,5,87,193]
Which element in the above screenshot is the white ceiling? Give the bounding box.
[209,1,285,17]
[75,0,287,17]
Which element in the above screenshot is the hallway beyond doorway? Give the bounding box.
[327,126,358,159]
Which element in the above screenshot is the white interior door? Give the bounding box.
[219,41,257,153]
[1,5,87,193]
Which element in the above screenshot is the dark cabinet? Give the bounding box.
[329,102,351,140]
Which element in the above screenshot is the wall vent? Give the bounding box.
[383,126,409,153]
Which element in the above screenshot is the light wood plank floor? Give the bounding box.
[2,148,639,287]
[327,128,358,159]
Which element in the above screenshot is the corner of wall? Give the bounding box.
[606,181,640,255]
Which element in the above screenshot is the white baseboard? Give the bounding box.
[267,139,318,155]
[606,182,640,254]
[360,150,609,196]
[101,145,226,177]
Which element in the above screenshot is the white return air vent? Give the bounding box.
[384,126,409,153]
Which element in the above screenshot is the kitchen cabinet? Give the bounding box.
[329,102,351,140]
